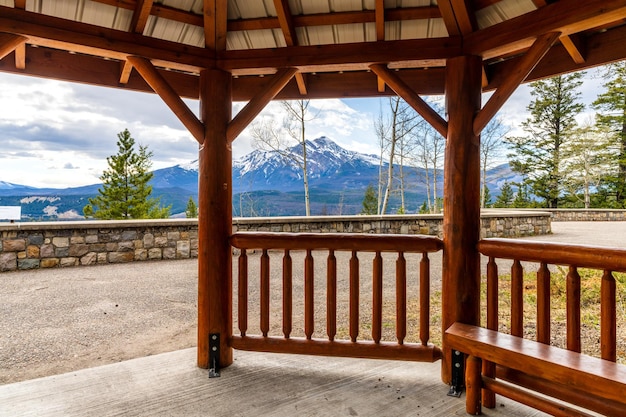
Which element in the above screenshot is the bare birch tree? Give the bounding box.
[375,97,419,214]
[250,100,316,216]
[480,118,509,208]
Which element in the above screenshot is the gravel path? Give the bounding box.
[1,221,625,384]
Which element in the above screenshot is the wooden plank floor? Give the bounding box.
[0,348,549,416]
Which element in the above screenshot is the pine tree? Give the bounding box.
[592,62,626,207]
[361,184,378,215]
[494,181,514,208]
[505,73,585,208]
[185,196,198,218]
[83,129,170,219]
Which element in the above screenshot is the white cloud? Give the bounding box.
[0,68,609,189]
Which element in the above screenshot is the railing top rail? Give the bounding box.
[479,238,626,272]
[231,232,443,253]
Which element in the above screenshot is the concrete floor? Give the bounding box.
[0,348,550,417]
[3,222,623,416]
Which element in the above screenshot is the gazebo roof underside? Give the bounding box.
[1,0,626,101]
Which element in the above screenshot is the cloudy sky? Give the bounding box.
[0,69,605,188]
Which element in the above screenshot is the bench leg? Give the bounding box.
[482,360,496,408]
[466,355,482,415]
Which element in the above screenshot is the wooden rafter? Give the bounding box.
[130,0,154,34]
[227,67,298,142]
[273,0,306,95]
[465,0,626,59]
[0,33,27,61]
[375,0,385,41]
[13,0,26,69]
[126,55,204,144]
[0,6,215,73]
[437,0,475,36]
[370,64,448,138]
[92,0,440,32]
[204,0,228,51]
[375,0,385,92]
[474,31,560,136]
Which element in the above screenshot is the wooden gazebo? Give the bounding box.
[3,1,626,415]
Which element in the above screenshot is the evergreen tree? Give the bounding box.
[592,62,626,207]
[185,196,198,218]
[83,129,170,219]
[361,184,378,215]
[494,181,514,208]
[482,185,493,208]
[505,73,585,208]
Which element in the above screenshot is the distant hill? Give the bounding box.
[0,137,518,220]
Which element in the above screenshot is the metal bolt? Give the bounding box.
[212,346,217,351]
[455,363,461,368]
[212,335,217,340]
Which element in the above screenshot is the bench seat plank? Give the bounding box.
[445,322,626,406]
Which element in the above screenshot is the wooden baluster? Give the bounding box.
[537,262,551,344]
[372,251,383,343]
[305,249,314,340]
[566,266,581,353]
[420,252,430,346]
[327,249,337,342]
[283,249,292,339]
[350,250,360,342]
[601,270,617,362]
[238,249,248,337]
[511,260,523,337]
[396,252,407,345]
[260,249,270,337]
[483,256,498,408]
[486,256,498,330]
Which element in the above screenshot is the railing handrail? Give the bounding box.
[478,238,626,272]
[231,231,444,252]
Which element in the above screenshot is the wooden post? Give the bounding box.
[441,55,482,383]
[197,68,233,369]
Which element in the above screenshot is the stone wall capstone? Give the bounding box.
[0,210,551,272]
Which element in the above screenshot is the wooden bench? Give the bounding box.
[444,322,626,416]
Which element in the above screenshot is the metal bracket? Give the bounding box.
[209,333,220,378]
[447,349,464,397]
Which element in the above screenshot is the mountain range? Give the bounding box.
[0,137,519,220]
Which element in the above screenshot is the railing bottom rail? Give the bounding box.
[230,335,442,362]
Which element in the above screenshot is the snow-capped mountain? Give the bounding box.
[0,137,516,219]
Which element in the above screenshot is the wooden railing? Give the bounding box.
[230,232,443,362]
[477,238,626,410]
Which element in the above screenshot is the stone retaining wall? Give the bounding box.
[0,220,198,272]
[0,210,551,272]
[535,209,626,221]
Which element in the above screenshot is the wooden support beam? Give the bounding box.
[130,0,154,34]
[126,55,204,143]
[119,60,133,84]
[295,73,307,95]
[197,68,233,370]
[228,67,298,142]
[441,54,482,384]
[560,33,586,64]
[370,63,448,138]
[14,44,25,69]
[474,31,559,136]
[0,33,27,61]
